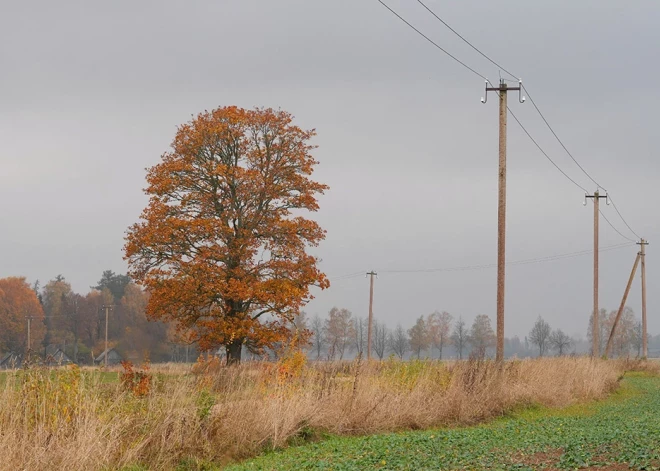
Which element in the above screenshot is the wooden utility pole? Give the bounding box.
[604,251,641,358]
[482,79,525,362]
[102,305,112,367]
[26,316,32,352]
[585,191,608,356]
[366,271,377,360]
[638,239,649,358]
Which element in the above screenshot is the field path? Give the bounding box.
[227,373,660,470]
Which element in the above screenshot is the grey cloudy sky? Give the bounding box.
[2,0,659,339]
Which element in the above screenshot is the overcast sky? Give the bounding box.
[2,0,659,340]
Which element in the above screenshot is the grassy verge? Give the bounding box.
[0,368,118,385]
[228,372,660,471]
[0,358,652,470]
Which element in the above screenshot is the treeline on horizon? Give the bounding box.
[0,271,172,364]
[1,272,658,363]
[302,306,659,361]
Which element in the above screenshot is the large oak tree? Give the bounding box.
[125,106,329,364]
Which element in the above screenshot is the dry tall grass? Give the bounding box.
[0,356,645,471]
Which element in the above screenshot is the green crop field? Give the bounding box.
[228,372,660,471]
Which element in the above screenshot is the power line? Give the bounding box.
[599,209,637,243]
[375,0,486,80]
[328,271,365,281]
[415,0,518,80]
[507,104,589,192]
[411,0,605,191]
[410,0,643,239]
[380,242,632,274]
[486,85,592,193]
[522,85,604,191]
[520,88,642,241]
[606,194,642,241]
[507,244,630,266]
[375,0,610,200]
[500,89,639,252]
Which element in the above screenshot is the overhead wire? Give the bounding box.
[376,0,594,194]
[327,271,365,281]
[415,0,518,80]
[375,0,486,80]
[521,85,604,191]
[378,242,633,275]
[411,0,643,239]
[521,87,641,241]
[599,209,637,243]
[507,103,589,193]
[606,194,642,241]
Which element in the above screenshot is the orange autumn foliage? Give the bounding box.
[124,106,329,364]
[120,360,152,397]
[0,277,45,354]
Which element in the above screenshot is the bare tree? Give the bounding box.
[601,307,636,357]
[549,329,572,356]
[271,310,309,358]
[372,319,389,360]
[388,324,409,359]
[469,315,496,359]
[529,316,552,357]
[587,308,609,356]
[352,316,367,357]
[310,314,325,360]
[408,315,430,359]
[451,316,468,359]
[427,311,453,359]
[324,307,354,360]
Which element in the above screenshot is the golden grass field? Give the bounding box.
[1,355,655,471]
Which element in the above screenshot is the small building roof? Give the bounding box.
[45,348,72,365]
[94,348,122,362]
[0,352,22,368]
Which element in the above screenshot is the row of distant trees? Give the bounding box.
[528,308,646,358]
[586,307,646,357]
[308,309,497,360]
[305,307,653,361]
[1,272,653,363]
[0,271,172,363]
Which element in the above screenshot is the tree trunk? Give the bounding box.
[226,340,243,365]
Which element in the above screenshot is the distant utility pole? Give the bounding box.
[102,305,113,367]
[482,79,525,362]
[25,316,33,353]
[585,191,608,357]
[366,271,377,360]
[638,239,649,358]
[604,250,641,358]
